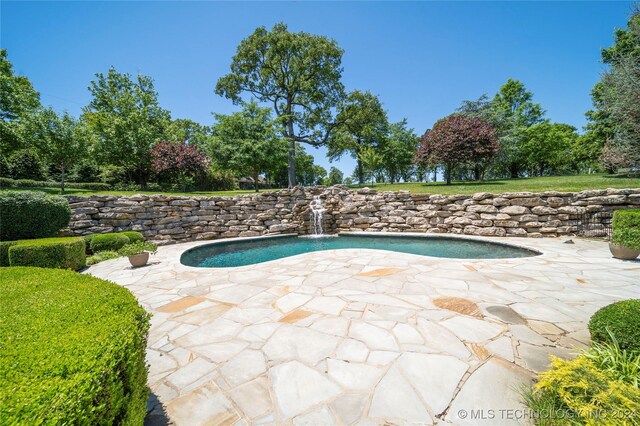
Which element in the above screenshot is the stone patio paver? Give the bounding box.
[84,234,640,425]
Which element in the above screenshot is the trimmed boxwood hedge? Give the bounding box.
[6,237,86,270]
[0,191,71,241]
[90,233,131,253]
[0,267,150,424]
[589,299,640,354]
[612,210,640,250]
[121,231,144,243]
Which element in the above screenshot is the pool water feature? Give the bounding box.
[180,234,539,268]
[309,196,325,235]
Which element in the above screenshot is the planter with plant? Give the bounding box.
[609,210,640,260]
[118,241,158,267]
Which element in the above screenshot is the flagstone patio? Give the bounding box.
[85,234,640,426]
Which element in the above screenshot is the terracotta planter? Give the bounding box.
[128,252,150,267]
[609,243,640,260]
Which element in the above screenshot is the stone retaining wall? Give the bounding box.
[64,187,640,242]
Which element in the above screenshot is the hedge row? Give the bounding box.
[0,177,111,191]
[0,237,86,270]
[589,299,640,354]
[0,191,71,241]
[0,267,150,424]
[85,231,144,254]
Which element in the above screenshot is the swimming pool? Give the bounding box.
[180,234,540,268]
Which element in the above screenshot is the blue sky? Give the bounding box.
[1,1,631,176]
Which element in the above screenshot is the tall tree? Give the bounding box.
[150,140,209,190]
[491,79,545,178]
[83,67,170,184]
[216,23,345,187]
[596,8,640,170]
[164,119,212,150]
[521,122,577,176]
[328,90,388,185]
[0,49,41,155]
[380,119,418,183]
[211,102,287,192]
[327,167,344,185]
[25,107,87,192]
[416,115,498,185]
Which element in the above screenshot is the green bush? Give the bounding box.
[0,240,18,266]
[0,191,71,241]
[87,250,121,266]
[121,231,144,243]
[119,241,158,257]
[90,233,130,252]
[0,267,150,425]
[589,300,640,354]
[8,149,47,180]
[523,355,640,425]
[0,177,111,190]
[8,237,86,270]
[612,210,640,250]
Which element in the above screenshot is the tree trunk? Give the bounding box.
[286,110,297,188]
[446,163,452,185]
[253,170,260,192]
[473,164,481,181]
[60,165,65,194]
[356,151,364,185]
[509,163,519,179]
[433,168,437,182]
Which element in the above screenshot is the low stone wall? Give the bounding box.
[64,187,640,242]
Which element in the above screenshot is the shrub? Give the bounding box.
[0,191,71,241]
[90,233,130,252]
[612,210,640,250]
[120,231,144,243]
[8,149,47,180]
[0,267,150,425]
[0,178,111,190]
[8,237,86,270]
[87,250,121,265]
[583,333,640,387]
[523,355,640,425]
[119,241,157,257]
[0,240,18,266]
[589,300,640,354]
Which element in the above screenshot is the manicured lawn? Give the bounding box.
[357,174,639,195]
[2,174,638,197]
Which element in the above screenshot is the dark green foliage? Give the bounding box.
[7,237,86,270]
[0,240,18,266]
[0,177,111,190]
[612,210,640,250]
[7,149,47,180]
[120,231,144,243]
[0,191,71,240]
[0,267,150,424]
[90,233,131,252]
[589,299,640,354]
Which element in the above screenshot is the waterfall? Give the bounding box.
[309,196,325,236]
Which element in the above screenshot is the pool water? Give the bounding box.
[180,234,539,268]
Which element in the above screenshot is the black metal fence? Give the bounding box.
[575,211,613,239]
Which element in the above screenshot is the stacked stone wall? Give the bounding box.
[65,187,640,242]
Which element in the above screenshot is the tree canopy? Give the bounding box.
[216,23,345,187]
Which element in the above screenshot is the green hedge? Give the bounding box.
[589,299,640,354]
[0,267,150,424]
[7,237,86,270]
[0,241,18,266]
[0,177,111,191]
[0,191,71,241]
[90,233,131,253]
[121,231,144,243]
[612,210,640,250]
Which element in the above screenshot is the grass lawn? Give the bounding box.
[2,174,638,197]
